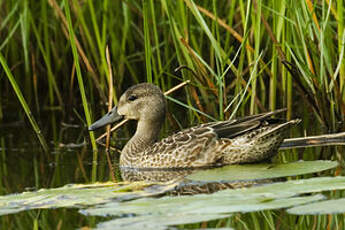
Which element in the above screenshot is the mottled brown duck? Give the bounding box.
[89,83,299,182]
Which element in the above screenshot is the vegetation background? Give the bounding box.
[0,0,344,229]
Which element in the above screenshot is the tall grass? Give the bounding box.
[0,52,49,153]
[0,0,344,228]
[63,0,98,181]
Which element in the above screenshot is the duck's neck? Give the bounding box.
[120,119,162,167]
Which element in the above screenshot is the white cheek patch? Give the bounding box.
[118,104,139,120]
[117,106,127,116]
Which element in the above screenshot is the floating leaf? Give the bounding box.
[83,185,324,228]
[83,177,345,222]
[187,161,338,182]
[217,176,345,198]
[0,181,177,216]
[82,193,324,217]
[287,198,345,215]
[94,213,233,230]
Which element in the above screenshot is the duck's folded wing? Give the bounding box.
[210,109,287,139]
[212,120,262,139]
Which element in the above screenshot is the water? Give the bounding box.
[0,111,112,228]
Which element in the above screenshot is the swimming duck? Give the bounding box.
[89,83,299,169]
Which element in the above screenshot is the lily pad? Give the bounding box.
[94,213,233,230]
[217,176,345,198]
[287,198,345,215]
[82,176,345,225]
[0,181,178,216]
[187,161,338,182]
[82,193,324,217]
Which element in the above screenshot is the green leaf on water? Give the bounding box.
[287,198,345,215]
[94,213,233,230]
[187,161,338,182]
[82,193,324,217]
[217,176,345,198]
[82,176,345,224]
[0,181,177,216]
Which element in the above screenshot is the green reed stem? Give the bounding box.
[0,52,49,153]
[70,0,98,67]
[0,19,20,51]
[269,1,277,112]
[40,0,53,107]
[166,95,217,121]
[149,0,163,85]
[143,0,152,83]
[20,0,30,75]
[0,92,2,120]
[31,20,63,107]
[86,0,108,83]
[64,0,98,181]
[185,0,225,61]
[251,0,261,114]
[337,0,344,98]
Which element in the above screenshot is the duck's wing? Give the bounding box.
[142,125,220,168]
[209,109,287,139]
[226,108,286,124]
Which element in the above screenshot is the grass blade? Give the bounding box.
[0,52,49,153]
[63,0,98,181]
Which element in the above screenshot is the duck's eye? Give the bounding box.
[128,95,138,101]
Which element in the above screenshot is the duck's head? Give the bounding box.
[88,83,166,131]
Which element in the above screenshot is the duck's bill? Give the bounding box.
[88,106,124,131]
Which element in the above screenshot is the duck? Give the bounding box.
[89,83,300,169]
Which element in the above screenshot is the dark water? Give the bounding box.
[0,112,116,229]
[1,124,96,193]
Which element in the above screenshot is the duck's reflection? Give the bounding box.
[121,166,196,182]
[120,166,270,195]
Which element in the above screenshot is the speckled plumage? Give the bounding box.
[89,83,299,182]
[120,118,298,169]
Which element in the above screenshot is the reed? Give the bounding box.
[105,45,116,181]
[63,0,98,181]
[0,52,49,153]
